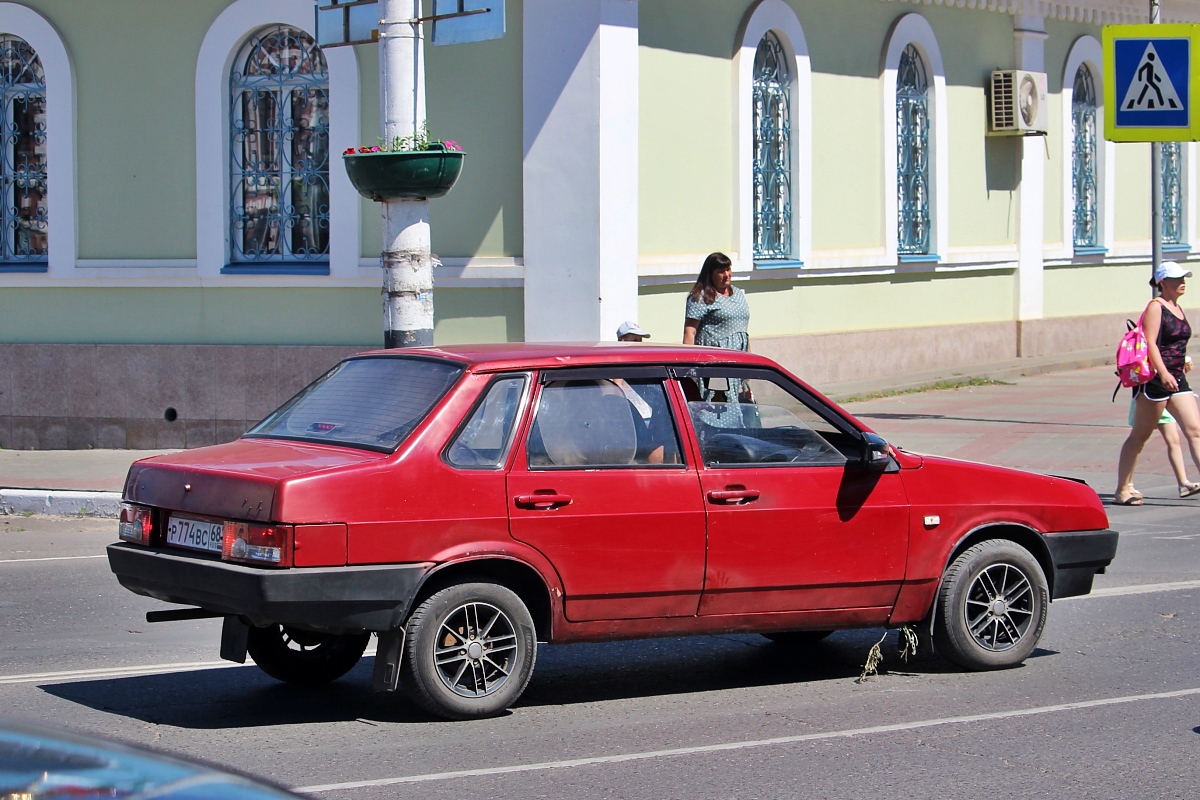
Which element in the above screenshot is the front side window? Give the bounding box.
[753,31,792,261]
[0,35,46,268]
[1162,141,1185,247]
[528,378,682,469]
[446,376,528,469]
[1072,64,1099,250]
[247,357,463,452]
[230,25,329,267]
[896,43,930,256]
[680,370,852,467]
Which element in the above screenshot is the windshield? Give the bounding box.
[246,356,464,452]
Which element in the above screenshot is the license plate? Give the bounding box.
[166,516,225,553]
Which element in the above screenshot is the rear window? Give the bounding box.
[245,357,464,452]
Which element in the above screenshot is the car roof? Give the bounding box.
[347,342,783,372]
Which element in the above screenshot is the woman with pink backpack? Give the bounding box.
[1116,261,1200,505]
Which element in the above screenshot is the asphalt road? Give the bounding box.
[2,370,1199,798]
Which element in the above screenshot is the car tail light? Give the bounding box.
[118,503,153,546]
[221,521,291,566]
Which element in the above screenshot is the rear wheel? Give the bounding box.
[401,582,537,720]
[762,630,833,645]
[247,624,370,685]
[932,540,1048,670]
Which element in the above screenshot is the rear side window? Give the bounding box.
[247,357,464,452]
[527,378,683,468]
[445,375,528,468]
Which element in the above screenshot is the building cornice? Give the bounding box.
[883,0,1200,24]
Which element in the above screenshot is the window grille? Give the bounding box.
[752,31,792,261]
[0,35,46,268]
[1072,65,1099,251]
[896,44,930,255]
[230,25,329,266]
[1162,141,1184,246]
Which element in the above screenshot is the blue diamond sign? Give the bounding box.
[1105,24,1200,142]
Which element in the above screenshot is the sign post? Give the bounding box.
[1104,15,1200,290]
[317,0,505,348]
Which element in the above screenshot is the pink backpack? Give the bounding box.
[1115,307,1157,389]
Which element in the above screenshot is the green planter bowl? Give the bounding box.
[343,148,466,201]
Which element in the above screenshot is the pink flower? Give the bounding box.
[369,145,382,152]
[443,140,461,151]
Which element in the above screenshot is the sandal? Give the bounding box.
[1114,491,1144,506]
[1179,483,1200,498]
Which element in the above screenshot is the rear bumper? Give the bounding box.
[1042,529,1119,599]
[107,543,434,632]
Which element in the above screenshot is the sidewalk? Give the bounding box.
[0,347,1122,517]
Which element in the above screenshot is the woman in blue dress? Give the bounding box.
[683,252,750,352]
[683,253,752,424]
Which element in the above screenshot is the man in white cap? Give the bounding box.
[616,321,650,342]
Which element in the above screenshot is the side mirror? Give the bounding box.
[861,432,891,471]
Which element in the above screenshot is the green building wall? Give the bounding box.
[0,0,1184,351]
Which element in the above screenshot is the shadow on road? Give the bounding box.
[33,629,1029,728]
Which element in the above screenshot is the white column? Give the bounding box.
[380,0,433,347]
[1015,15,1047,325]
[523,0,639,342]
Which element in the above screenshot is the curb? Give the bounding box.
[0,489,122,518]
[824,348,1113,402]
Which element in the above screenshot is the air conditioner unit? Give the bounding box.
[989,69,1048,134]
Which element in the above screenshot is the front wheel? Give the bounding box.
[401,582,537,720]
[932,540,1048,670]
[247,624,370,685]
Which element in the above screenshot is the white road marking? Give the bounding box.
[1064,578,1200,599]
[0,555,108,563]
[293,685,1200,793]
[0,646,378,685]
[0,662,237,685]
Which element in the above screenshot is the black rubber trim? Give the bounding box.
[107,543,434,633]
[1041,529,1119,600]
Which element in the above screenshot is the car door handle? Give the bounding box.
[514,493,573,510]
[707,489,760,505]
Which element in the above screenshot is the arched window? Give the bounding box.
[0,34,45,267]
[1162,141,1184,246]
[896,44,930,255]
[1071,64,1099,251]
[753,31,791,261]
[229,25,329,266]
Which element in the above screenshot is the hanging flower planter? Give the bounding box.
[343,142,466,201]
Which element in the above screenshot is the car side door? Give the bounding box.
[507,367,707,622]
[674,367,910,619]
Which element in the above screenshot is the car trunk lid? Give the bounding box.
[124,439,387,521]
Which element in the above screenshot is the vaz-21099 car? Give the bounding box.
[108,344,1118,720]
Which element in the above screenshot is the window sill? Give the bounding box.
[754,258,804,270]
[0,263,49,273]
[1162,243,1191,253]
[898,253,940,264]
[1072,246,1107,257]
[221,262,331,276]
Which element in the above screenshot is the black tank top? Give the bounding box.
[1157,300,1191,379]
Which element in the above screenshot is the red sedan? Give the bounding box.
[107,343,1117,720]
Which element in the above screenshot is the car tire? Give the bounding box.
[247,624,370,685]
[401,582,537,720]
[932,540,1048,671]
[762,630,833,645]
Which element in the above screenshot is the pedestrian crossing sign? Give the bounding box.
[1104,24,1200,142]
